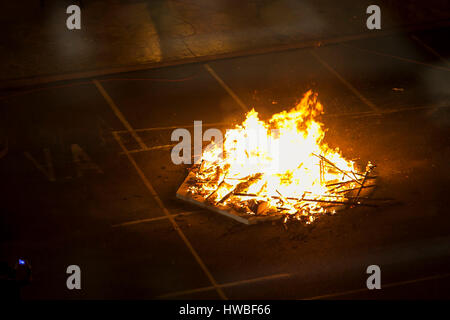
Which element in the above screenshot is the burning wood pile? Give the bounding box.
[177,91,378,224]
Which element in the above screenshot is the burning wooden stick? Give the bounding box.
[233,193,379,208]
[312,153,363,185]
[177,91,382,224]
[352,162,375,205]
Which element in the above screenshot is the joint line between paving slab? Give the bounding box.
[310,50,381,114]
[93,79,147,150]
[204,64,249,113]
[111,131,227,300]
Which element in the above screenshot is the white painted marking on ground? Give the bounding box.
[24,148,56,182]
[310,50,381,114]
[111,210,202,227]
[411,35,450,67]
[113,122,231,134]
[71,144,103,177]
[119,144,177,155]
[112,131,227,300]
[158,273,291,298]
[114,103,450,155]
[93,79,147,150]
[345,43,450,72]
[304,272,450,300]
[204,64,249,113]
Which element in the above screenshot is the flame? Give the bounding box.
[188,90,369,223]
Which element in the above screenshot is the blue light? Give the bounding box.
[18,259,25,265]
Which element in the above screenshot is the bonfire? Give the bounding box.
[177,91,377,224]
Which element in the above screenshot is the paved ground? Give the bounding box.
[0,25,449,299]
[1,0,450,86]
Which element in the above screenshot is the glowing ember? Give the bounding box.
[180,91,376,224]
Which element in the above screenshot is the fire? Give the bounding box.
[185,90,374,223]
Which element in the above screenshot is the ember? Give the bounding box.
[177,91,377,224]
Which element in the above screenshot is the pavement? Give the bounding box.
[0,9,450,299]
[1,0,450,87]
